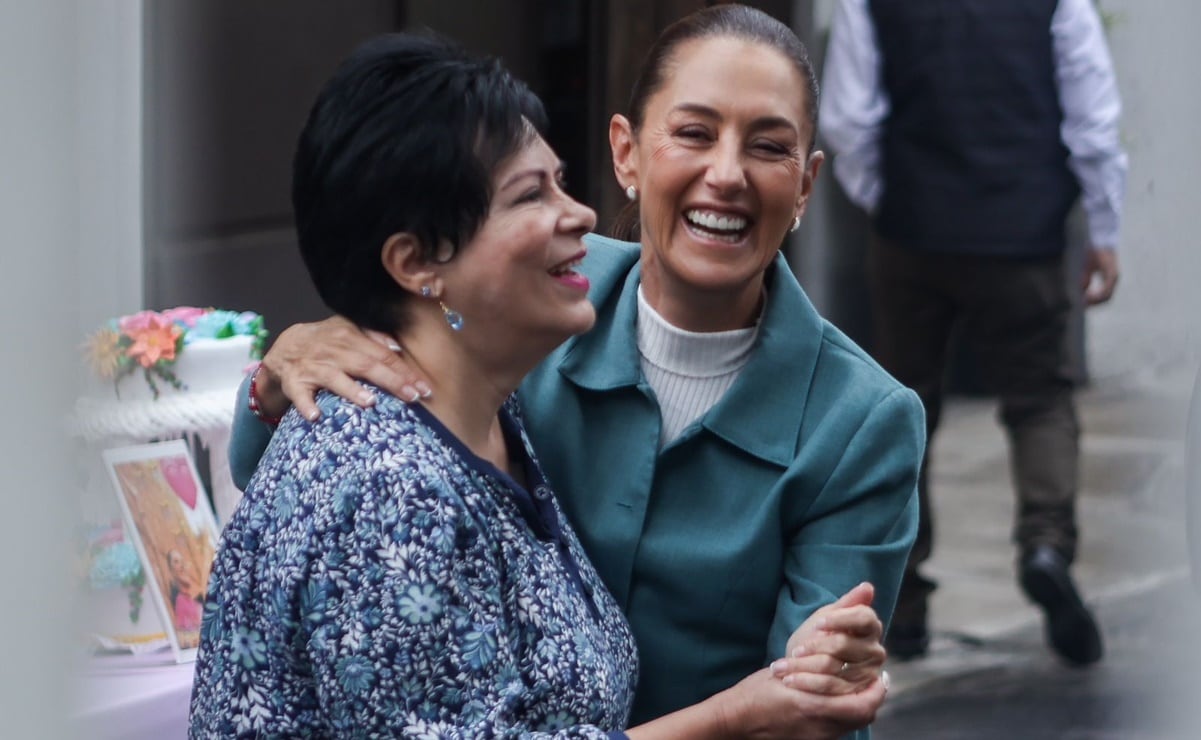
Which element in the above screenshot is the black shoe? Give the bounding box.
[885,622,930,661]
[1019,546,1103,666]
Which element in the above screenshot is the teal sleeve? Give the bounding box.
[768,387,923,740]
[769,386,925,648]
[228,372,277,490]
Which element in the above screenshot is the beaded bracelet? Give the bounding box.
[247,362,284,426]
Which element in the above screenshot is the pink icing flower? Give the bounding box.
[118,310,164,333]
[161,306,208,328]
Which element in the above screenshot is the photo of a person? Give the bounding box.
[166,549,204,632]
[104,441,220,660]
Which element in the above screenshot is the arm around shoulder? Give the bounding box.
[228,371,278,491]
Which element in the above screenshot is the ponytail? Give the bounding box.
[608,199,641,242]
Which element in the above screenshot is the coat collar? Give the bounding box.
[558,252,824,467]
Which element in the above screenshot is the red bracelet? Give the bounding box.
[247,362,284,426]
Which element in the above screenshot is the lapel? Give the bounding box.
[557,257,645,392]
[700,256,824,467]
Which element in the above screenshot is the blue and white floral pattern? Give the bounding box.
[190,389,637,738]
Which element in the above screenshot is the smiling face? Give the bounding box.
[611,36,823,330]
[435,133,598,363]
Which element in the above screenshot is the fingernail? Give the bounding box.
[416,382,432,398]
[782,674,796,688]
[400,386,417,403]
[816,617,828,629]
[409,390,421,403]
[386,341,402,353]
[882,670,891,695]
[791,645,807,658]
[306,410,320,421]
[770,659,787,676]
[359,390,376,406]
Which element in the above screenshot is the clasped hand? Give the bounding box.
[715,582,888,739]
[775,581,886,696]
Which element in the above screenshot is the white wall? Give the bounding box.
[0,2,144,735]
[76,0,144,333]
[0,1,84,737]
[1086,0,1201,379]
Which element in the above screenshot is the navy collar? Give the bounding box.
[404,399,562,541]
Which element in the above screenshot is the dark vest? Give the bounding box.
[869,0,1079,257]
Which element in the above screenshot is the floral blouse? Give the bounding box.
[189,389,638,738]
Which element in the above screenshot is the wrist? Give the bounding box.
[707,685,747,740]
[625,689,742,740]
[247,362,287,425]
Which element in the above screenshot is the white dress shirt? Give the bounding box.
[820,0,1128,250]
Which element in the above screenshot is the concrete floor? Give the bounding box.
[877,359,1200,737]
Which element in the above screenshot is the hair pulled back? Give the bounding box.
[610,4,819,241]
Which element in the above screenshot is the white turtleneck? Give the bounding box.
[636,285,760,448]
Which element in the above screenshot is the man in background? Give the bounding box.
[820,0,1126,665]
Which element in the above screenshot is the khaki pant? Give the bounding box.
[867,235,1080,627]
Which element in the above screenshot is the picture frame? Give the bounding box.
[103,440,220,663]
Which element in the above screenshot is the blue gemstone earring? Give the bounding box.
[419,285,462,330]
[440,301,464,331]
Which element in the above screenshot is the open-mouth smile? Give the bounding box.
[548,250,590,291]
[684,208,751,243]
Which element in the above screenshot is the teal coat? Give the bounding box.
[229,235,923,732]
[517,236,923,725]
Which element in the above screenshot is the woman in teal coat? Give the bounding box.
[231,6,922,737]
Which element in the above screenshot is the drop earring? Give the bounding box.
[419,284,463,330]
[790,216,801,233]
[625,185,637,201]
[440,301,464,331]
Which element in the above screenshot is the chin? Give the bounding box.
[675,260,764,293]
[666,245,770,282]
[563,304,597,338]
[523,304,596,354]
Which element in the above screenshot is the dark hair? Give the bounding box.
[611,4,820,241]
[292,33,547,334]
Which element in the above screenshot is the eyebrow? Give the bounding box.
[671,102,798,134]
[499,161,567,192]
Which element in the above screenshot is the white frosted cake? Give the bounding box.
[75,307,266,442]
[87,334,254,401]
[78,522,168,651]
[75,307,266,648]
[82,307,264,402]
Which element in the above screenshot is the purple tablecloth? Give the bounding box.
[74,652,195,739]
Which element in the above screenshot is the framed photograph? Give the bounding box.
[103,440,220,663]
